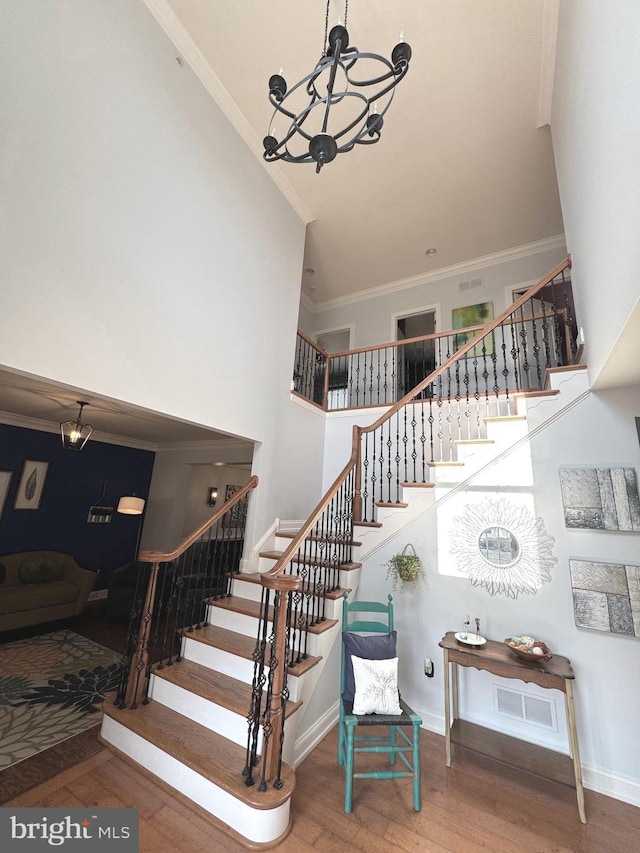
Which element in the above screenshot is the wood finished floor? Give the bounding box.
[5,724,639,852]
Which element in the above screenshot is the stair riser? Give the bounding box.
[100,716,289,846]
[228,579,344,619]
[181,637,302,703]
[210,606,325,657]
[148,674,258,751]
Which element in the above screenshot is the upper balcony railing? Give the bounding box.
[293,266,577,414]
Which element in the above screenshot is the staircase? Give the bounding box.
[100,527,363,847]
[99,257,585,847]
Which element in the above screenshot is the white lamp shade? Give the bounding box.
[117,496,145,515]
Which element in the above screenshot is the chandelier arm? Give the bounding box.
[344,63,409,109]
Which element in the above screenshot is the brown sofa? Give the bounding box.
[0,551,97,632]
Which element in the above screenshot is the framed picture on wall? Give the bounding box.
[452,301,494,355]
[0,471,12,519]
[14,460,49,510]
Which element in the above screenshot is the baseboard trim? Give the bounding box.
[582,764,640,809]
[293,701,339,768]
[412,704,640,807]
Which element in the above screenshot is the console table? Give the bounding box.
[439,632,586,823]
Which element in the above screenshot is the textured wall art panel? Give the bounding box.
[559,467,640,531]
[570,559,640,637]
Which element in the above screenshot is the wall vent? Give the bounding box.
[493,685,558,731]
[459,278,483,292]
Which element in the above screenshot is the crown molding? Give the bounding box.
[0,410,159,452]
[308,234,567,313]
[141,0,314,226]
[156,438,253,454]
[537,0,560,128]
[536,0,560,127]
[0,410,250,453]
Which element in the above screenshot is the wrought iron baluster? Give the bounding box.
[529,296,542,387]
[362,430,371,522]
[462,350,471,439]
[499,321,511,415]
[244,585,271,787]
[509,315,520,395]
[490,329,499,416]
[540,292,553,371]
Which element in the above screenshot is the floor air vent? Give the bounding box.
[494,685,558,731]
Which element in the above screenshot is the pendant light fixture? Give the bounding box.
[60,401,93,451]
[263,0,411,172]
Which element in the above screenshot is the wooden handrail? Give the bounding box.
[139,476,259,563]
[123,474,259,709]
[361,255,572,436]
[297,328,329,357]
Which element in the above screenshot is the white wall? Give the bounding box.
[355,385,640,802]
[551,2,640,384]
[307,245,567,349]
[0,0,319,541]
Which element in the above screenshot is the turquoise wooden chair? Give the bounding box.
[338,593,422,813]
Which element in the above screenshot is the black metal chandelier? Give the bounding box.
[263,1,411,173]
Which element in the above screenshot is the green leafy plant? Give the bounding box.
[384,545,425,591]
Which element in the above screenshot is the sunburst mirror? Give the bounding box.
[449,497,557,598]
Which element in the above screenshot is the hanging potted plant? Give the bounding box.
[385,544,425,591]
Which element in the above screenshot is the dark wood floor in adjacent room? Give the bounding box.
[6,722,639,852]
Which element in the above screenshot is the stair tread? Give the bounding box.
[512,389,559,398]
[375,501,409,508]
[101,696,294,809]
[183,624,323,677]
[400,481,435,488]
[212,595,338,634]
[484,414,527,422]
[354,521,382,528]
[229,572,350,601]
[428,460,465,467]
[259,551,360,571]
[152,658,301,719]
[455,438,495,445]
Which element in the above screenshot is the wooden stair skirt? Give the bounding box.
[100,698,295,848]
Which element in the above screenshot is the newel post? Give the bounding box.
[260,572,299,786]
[322,352,331,410]
[125,561,160,708]
[353,425,363,523]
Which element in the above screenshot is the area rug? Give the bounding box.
[0,629,123,802]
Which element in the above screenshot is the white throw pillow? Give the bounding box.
[351,654,402,715]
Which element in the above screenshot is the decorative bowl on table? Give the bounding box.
[504,635,552,661]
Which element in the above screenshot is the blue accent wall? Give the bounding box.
[0,423,155,588]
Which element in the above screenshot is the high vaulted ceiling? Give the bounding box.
[154,0,564,306]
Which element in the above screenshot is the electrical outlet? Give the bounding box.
[424,657,434,678]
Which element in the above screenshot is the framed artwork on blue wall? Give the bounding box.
[14,460,49,510]
[0,471,12,519]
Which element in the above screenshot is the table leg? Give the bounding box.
[452,660,459,721]
[564,678,586,824]
[443,649,451,767]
